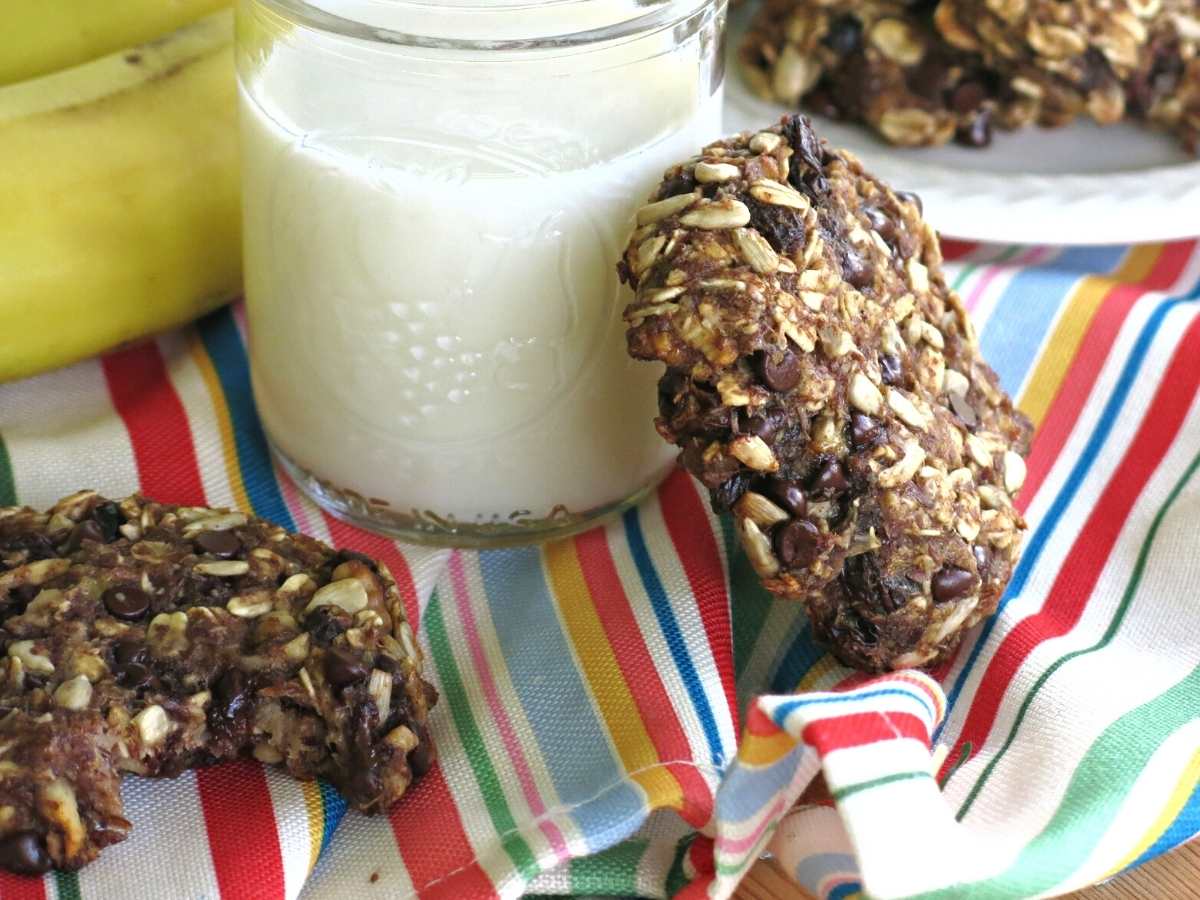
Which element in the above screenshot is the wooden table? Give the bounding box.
[735,837,1200,899]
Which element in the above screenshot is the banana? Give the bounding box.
[0,10,240,383]
[1,0,231,87]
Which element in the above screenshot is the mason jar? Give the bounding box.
[236,0,727,546]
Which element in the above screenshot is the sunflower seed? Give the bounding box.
[732,227,779,274]
[680,200,752,230]
[694,161,740,183]
[636,190,698,225]
[879,441,927,488]
[54,676,93,711]
[849,371,884,415]
[887,387,929,430]
[735,491,791,528]
[305,578,369,617]
[748,179,810,210]
[749,131,783,154]
[729,435,779,472]
[1003,450,1027,494]
[739,518,780,578]
[194,560,249,577]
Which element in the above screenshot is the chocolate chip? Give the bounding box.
[103,585,150,621]
[655,170,696,201]
[91,501,122,542]
[932,566,976,604]
[841,247,874,288]
[864,205,898,244]
[950,391,978,428]
[823,13,862,54]
[880,353,903,386]
[808,459,848,496]
[657,371,687,419]
[0,830,51,875]
[850,413,882,448]
[774,519,821,568]
[955,109,992,148]
[753,347,802,392]
[195,530,240,559]
[737,410,779,442]
[763,478,807,516]
[325,646,370,687]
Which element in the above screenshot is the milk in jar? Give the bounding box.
[237,0,727,544]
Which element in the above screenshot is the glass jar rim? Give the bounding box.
[251,0,723,50]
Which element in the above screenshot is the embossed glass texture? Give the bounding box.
[237,0,726,545]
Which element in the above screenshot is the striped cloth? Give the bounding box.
[0,238,1198,899]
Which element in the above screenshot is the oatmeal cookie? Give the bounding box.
[1128,3,1200,150]
[0,491,436,873]
[739,0,1017,147]
[619,115,1032,671]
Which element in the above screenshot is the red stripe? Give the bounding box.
[102,343,205,504]
[575,526,713,827]
[745,703,784,738]
[103,342,287,900]
[0,875,46,900]
[320,515,422,627]
[802,711,928,754]
[940,313,1200,782]
[1021,240,1196,507]
[388,764,496,900]
[658,469,739,736]
[940,239,978,262]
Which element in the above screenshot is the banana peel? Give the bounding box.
[0,10,241,384]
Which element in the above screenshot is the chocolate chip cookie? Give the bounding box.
[619,115,1032,671]
[0,491,436,873]
[740,0,1013,147]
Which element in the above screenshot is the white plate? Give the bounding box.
[722,21,1200,244]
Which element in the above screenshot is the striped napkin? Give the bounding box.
[0,237,1198,900]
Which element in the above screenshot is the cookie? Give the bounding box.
[1128,4,1200,151]
[0,491,436,873]
[934,0,1164,129]
[619,115,1032,671]
[739,0,1020,147]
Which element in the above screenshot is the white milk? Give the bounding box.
[239,11,723,530]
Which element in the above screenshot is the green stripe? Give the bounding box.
[424,591,539,878]
[947,244,1024,294]
[957,448,1200,819]
[729,525,775,684]
[53,871,81,900]
[0,435,15,505]
[714,818,782,876]
[831,770,932,804]
[664,835,692,896]
[568,838,647,894]
[908,665,1200,900]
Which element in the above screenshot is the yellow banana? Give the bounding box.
[1,0,231,87]
[0,10,240,383]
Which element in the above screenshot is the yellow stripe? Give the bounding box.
[739,730,797,767]
[187,331,253,512]
[299,779,325,874]
[1019,245,1163,428]
[794,655,844,694]
[1104,748,1200,879]
[544,538,685,813]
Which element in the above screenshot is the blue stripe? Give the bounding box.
[316,780,347,858]
[715,747,803,821]
[197,308,296,531]
[478,547,641,852]
[773,687,934,723]
[979,246,1124,395]
[769,623,825,694]
[794,851,859,894]
[938,282,1200,741]
[1129,781,1200,870]
[828,882,863,900]
[624,507,725,767]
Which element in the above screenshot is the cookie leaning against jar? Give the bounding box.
[618,115,1032,671]
[740,0,1019,147]
[0,491,436,873]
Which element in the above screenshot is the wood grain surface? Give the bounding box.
[735,838,1200,899]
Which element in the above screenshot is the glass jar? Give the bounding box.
[236,0,727,546]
